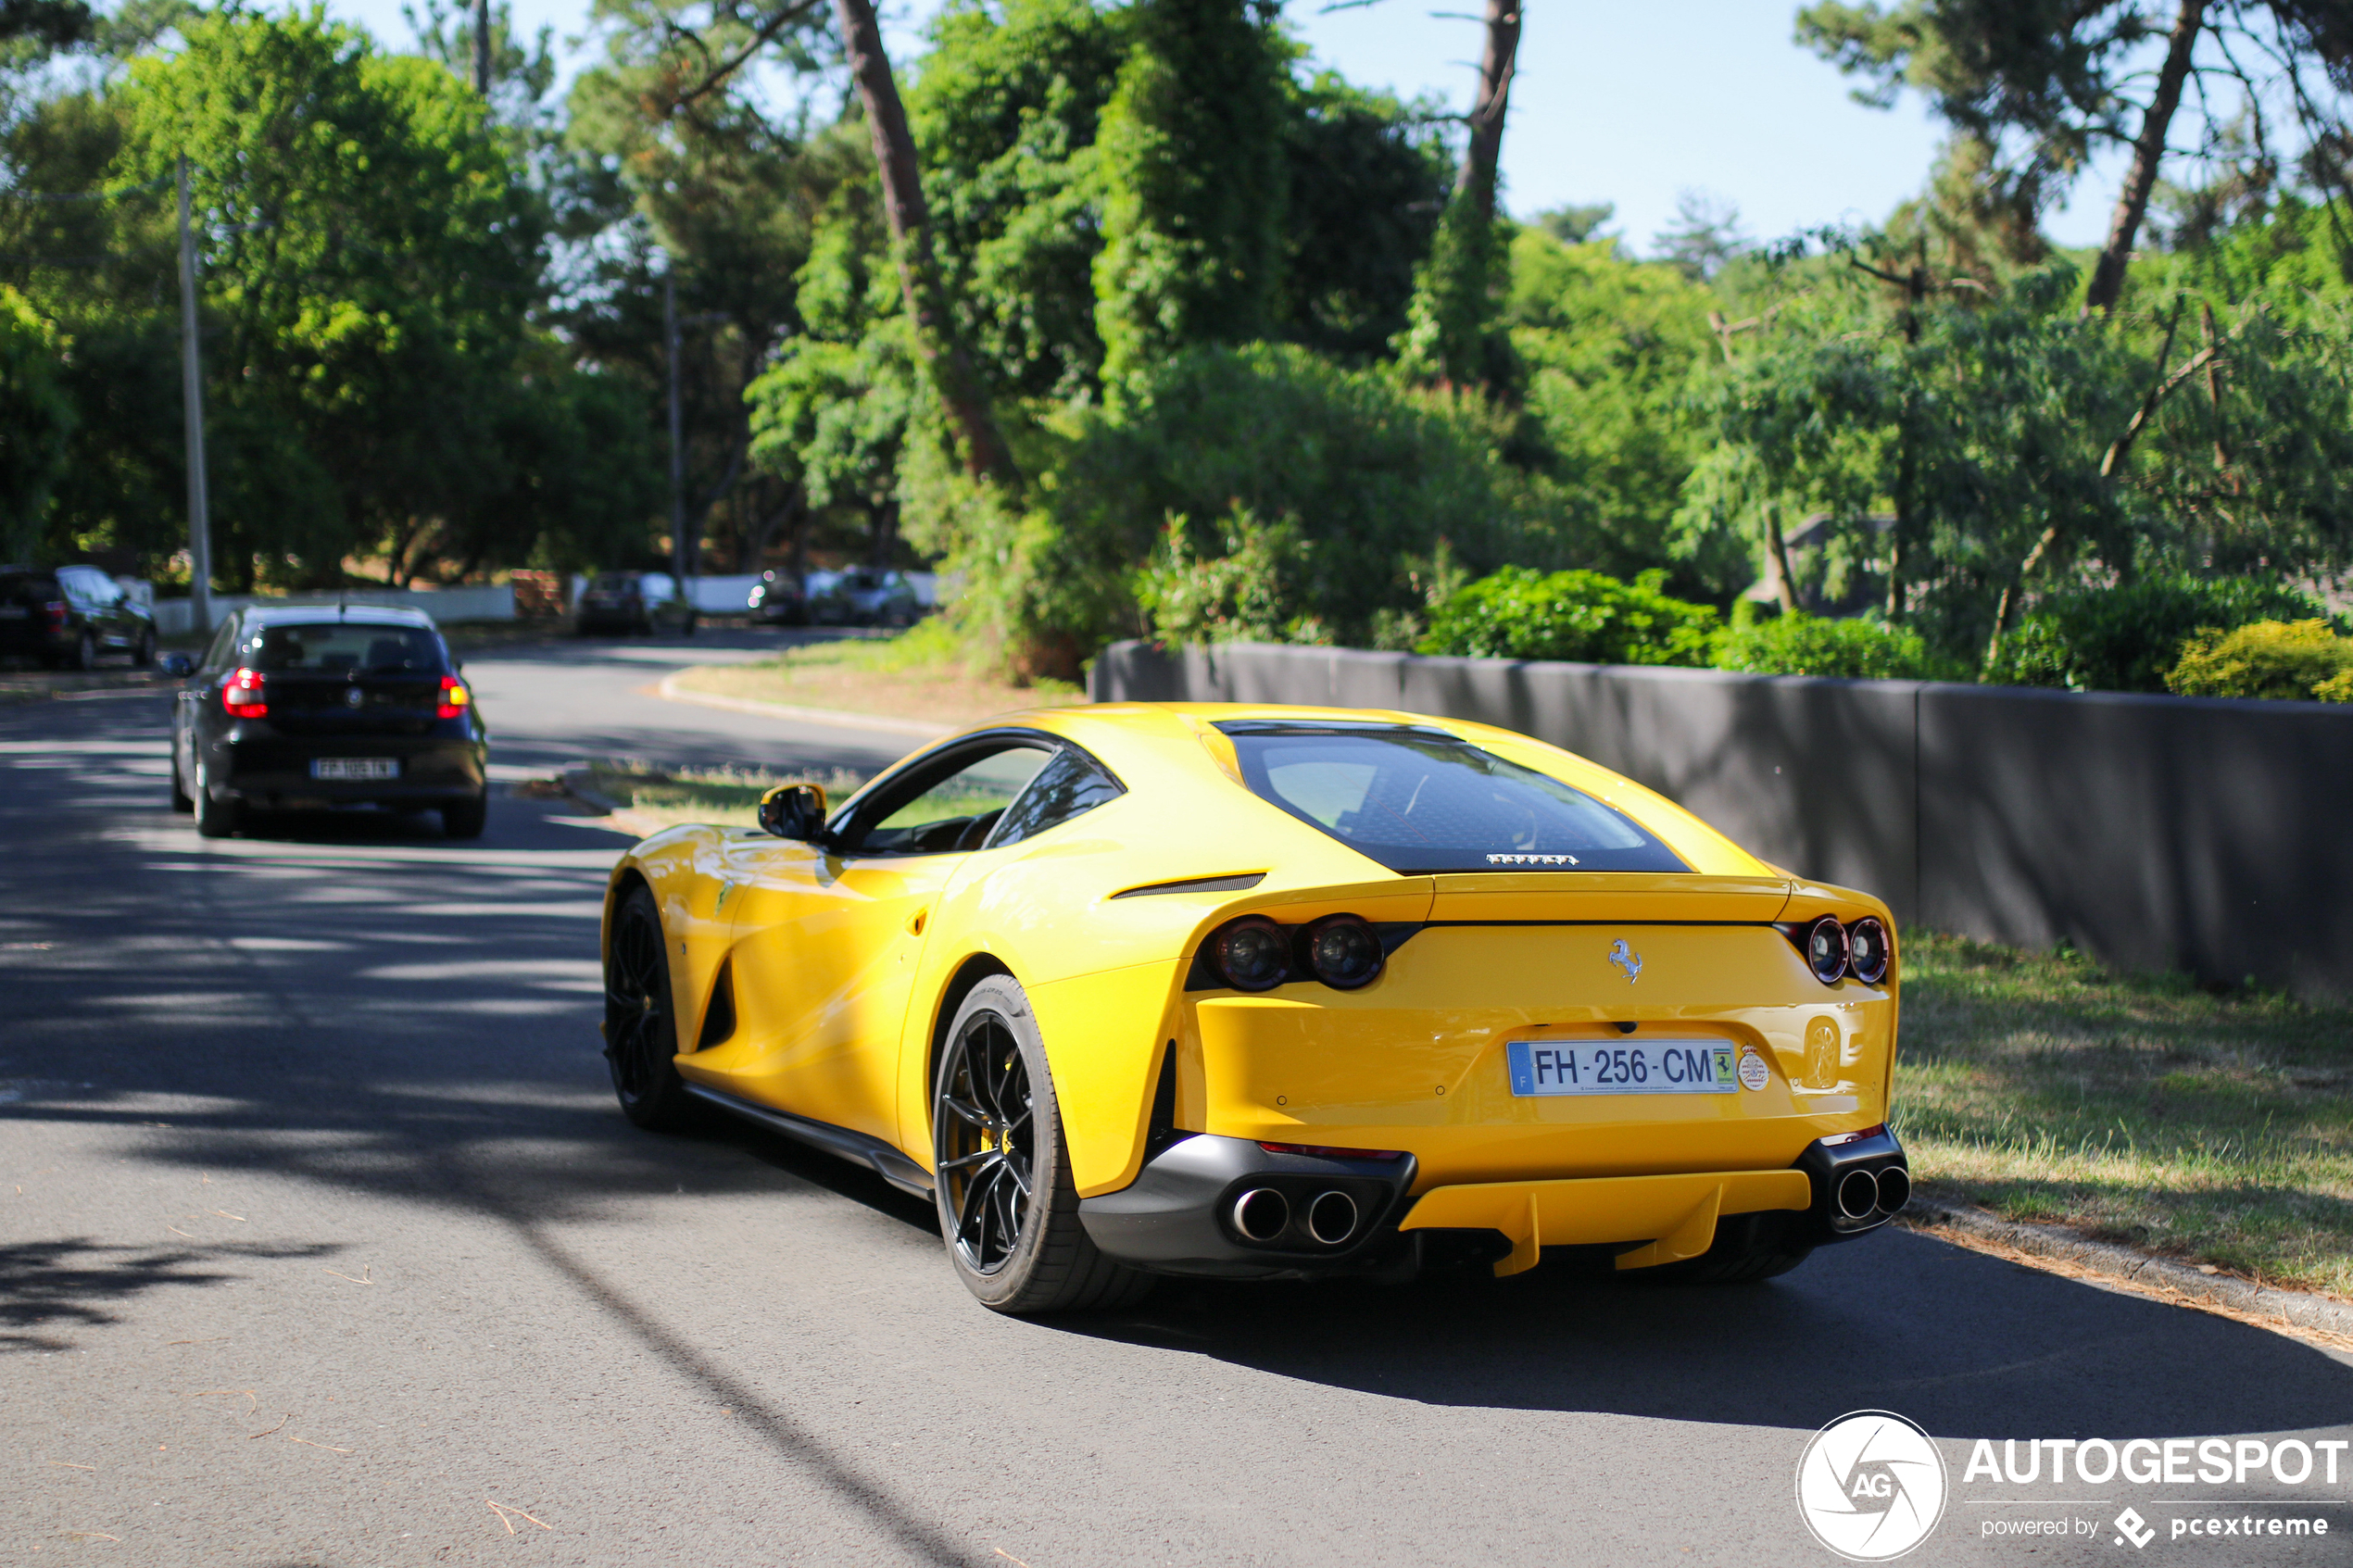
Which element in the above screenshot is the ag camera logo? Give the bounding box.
[1796,1410,1949,1561]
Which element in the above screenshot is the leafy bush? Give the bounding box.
[999,343,1540,657]
[2165,620,2353,702]
[1417,566,1720,665]
[1715,612,1948,679]
[1989,574,2331,693]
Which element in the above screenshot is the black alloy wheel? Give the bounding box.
[603,884,693,1130]
[930,976,1151,1314]
[936,1007,1036,1276]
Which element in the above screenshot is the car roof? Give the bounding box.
[239,602,439,631]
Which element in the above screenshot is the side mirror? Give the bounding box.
[758,782,828,841]
[161,653,195,678]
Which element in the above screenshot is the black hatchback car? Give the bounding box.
[0,564,157,670]
[171,604,489,839]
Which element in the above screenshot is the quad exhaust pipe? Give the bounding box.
[1232,1187,1290,1242]
[1306,1190,1359,1246]
[1230,1187,1363,1246]
[1835,1166,1910,1220]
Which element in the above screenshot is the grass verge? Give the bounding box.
[669,620,1084,728]
[1895,930,2353,1299]
[584,760,873,829]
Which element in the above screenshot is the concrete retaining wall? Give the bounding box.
[1090,640,2353,1000]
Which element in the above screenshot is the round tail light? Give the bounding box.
[1805,915,1850,985]
[1210,916,1290,992]
[1304,914,1383,990]
[1846,917,1891,985]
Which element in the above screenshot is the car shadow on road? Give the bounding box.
[1053,1227,2353,1439]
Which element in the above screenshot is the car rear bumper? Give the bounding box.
[203,733,484,807]
[1077,1127,1908,1280]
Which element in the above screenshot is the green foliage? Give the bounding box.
[1505,229,1717,584]
[1988,573,2332,693]
[1277,72,1451,362]
[1392,187,1509,389]
[107,9,545,584]
[0,283,70,560]
[938,343,1531,659]
[1091,0,1290,386]
[1132,507,1313,644]
[2165,620,2353,702]
[1716,610,1947,679]
[1417,565,1722,667]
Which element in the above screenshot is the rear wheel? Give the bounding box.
[441,793,487,840]
[70,630,96,672]
[192,760,239,838]
[932,976,1152,1314]
[169,747,193,813]
[603,884,695,1130]
[133,627,156,667]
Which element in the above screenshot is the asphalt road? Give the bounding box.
[6,635,2351,1567]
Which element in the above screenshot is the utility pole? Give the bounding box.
[177,157,213,636]
[472,0,492,95]
[664,269,688,589]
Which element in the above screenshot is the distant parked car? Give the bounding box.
[576,571,697,636]
[0,564,157,671]
[747,571,808,627]
[170,602,489,840]
[810,569,921,628]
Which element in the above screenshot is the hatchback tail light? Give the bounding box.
[42,600,67,627]
[436,673,472,721]
[1209,915,1290,992]
[1303,913,1384,989]
[221,667,266,718]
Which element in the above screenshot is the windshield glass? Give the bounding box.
[246,623,447,674]
[1219,721,1687,874]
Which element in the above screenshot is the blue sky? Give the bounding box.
[328,0,2133,254]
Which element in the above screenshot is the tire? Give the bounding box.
[932,976,1153,1315]
[170,747,193,813]
[1638,1213,1813,1286]
[71,631,96,672]
[193,759,240,838]
[133,627,156,667]
[602,884,696,1131]
[441,793,488,840]
[683,612,698,636]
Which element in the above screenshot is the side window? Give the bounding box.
[843,744,1054,857]
[987,747,1124,848]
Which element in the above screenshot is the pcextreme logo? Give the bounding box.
[1796,1411,1950,1562]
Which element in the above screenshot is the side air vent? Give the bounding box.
[695,957,737,1050]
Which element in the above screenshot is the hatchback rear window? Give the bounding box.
[246,623,446,674]
[1217,721,1687,874]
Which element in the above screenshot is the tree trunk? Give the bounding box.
[2082,0,2204,314]
[832,0,1019,487]
[1765,508,1801,616]
[1457,0,1522,223]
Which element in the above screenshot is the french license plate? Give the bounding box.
[1506,1038,1738,1097]
[311,758,398,781]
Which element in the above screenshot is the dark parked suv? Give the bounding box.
[171,603,489,839]
[0,564,157,670]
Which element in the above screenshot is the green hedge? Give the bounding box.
[1417,566,1719,665]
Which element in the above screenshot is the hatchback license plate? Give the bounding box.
[1506,1038,1738,1097]
[312,758,398,781]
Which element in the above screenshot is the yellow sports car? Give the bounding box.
[599,703,1908,1313]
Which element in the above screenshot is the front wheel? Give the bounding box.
[603,884,695,1130]
[931,976,1151,1314]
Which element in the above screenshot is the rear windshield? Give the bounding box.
[589,573,634,592]
[245,623,446,674]
[1218,721,1687,874]
[0,572,57,605]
